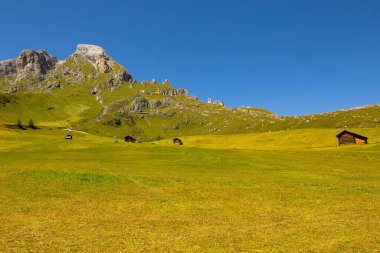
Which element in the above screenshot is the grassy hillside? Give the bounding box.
[0,92,101,127]
[0,80,281,140]
[278,105,380,129]
[166,128,380,150]
[0,79,379,141]
[0,127,379,251]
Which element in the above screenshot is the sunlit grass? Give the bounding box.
[0,127,379,252]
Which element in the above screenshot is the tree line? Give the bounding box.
[16,119,37,130]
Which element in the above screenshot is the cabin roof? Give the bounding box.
[336,130,368,140]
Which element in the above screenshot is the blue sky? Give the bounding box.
[1,0,379,115]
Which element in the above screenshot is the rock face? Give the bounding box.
[0,44,133,80]
[149,97,173,109]
[160,88,188,97]
[116,70,133,82]
[129,97,149,113]
[213,100,224,106]
[73,44,113,73]
[129,96,174,113]
[74,44,107,62]
[95,57,112,73]
[81,44,134,83]
[0,60,17,76]
[0,44,135,92]
[0,50,58,80]
[162,79,170,86]
[71,44,133,81]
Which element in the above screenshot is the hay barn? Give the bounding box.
[336,130,368,145]
[124,135,136,143]
[173,138,183,145]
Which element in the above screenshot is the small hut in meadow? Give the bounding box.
[65,134,73,140]
[173,138,183,145]
[336,130,368,145]
[124,135,136,143]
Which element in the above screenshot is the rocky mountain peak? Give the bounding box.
[0,49,58,80]
[70,44,116,73]
[0,44,134,92]
[16,50,58,76]
[73,44,108,63]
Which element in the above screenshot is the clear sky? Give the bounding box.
[1,0,379,115]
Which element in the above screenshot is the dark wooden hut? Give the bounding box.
[336,130,368,145]
[124,135,136,143]
[65,134,73,140]
[173,138,183,145]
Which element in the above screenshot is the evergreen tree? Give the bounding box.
[28,119,36,129]
[16,119,24,129]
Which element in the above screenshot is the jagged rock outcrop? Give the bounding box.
[129,97,149,113]
[0,50,58,80]
[162,79,171,86]
[96,57,112,73]
[117,70,133,82]
[46,82,61,89]
[90,86,100,95]
[0,60,17,76]
[160,88,188,96]
[149,99,162,109]
[149,97,173,109]
[213,100,224,106]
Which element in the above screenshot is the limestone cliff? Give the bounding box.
[0,50,58,80]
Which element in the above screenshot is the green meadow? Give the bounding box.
[0,127,379,252]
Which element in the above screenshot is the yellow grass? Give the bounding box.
[0,127,379,252]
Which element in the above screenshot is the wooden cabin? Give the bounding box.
[336,130,368,145]
[124,135,136,143]
[173,138,183,145]
[65,134,73,140]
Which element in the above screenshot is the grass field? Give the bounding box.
[0,127,379,252]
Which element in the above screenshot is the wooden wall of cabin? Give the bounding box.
[355,138,366,144]
[338,133,355,144]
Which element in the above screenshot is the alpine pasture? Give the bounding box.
[0,126,379,252]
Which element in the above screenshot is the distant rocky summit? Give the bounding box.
[69,44,132,79]
[74,44,108,64]
[0,50,58,81]
[0,44,134,93]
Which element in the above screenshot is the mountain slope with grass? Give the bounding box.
[0,44,379,141]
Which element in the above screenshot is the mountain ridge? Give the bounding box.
[0,44,379,140]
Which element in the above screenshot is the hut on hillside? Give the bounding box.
[124,135,136,143]
[173,138,183,145]
[65,134,73,140]
[336,130,368,145]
